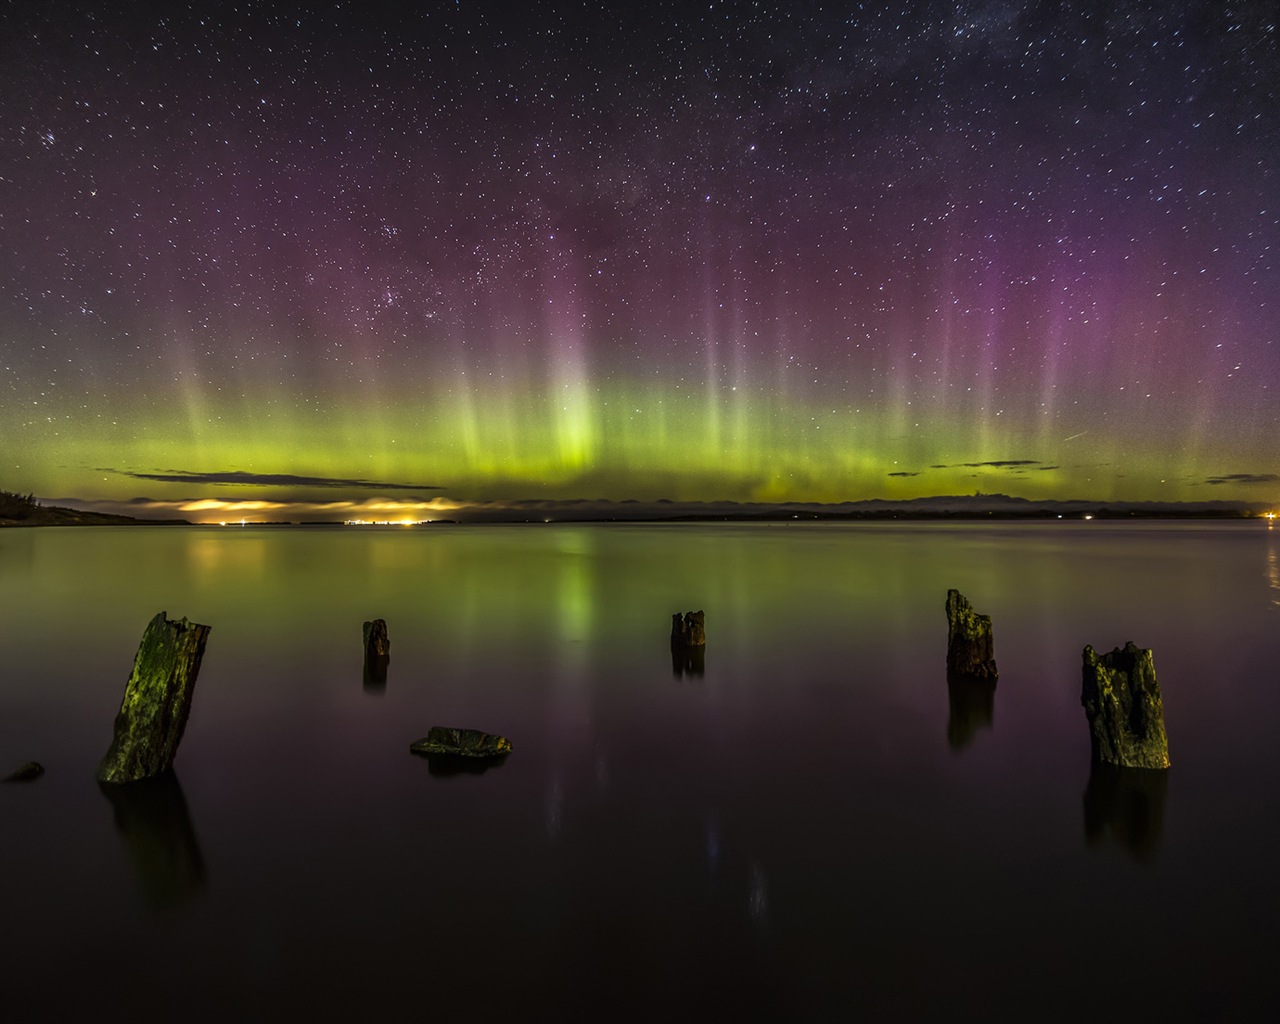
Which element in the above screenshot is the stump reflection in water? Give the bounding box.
[1083,761,1169,864]
[946,672,996,750]
[99,771,205,909]
[671,641,706,679]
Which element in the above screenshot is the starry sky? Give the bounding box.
[2,0,1277,520]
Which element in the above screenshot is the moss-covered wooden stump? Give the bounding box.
[1081,642,1170,769]
[97,612,211,784]
[945,589,997,681]
[410,727,511,759]
[671,610,706,647]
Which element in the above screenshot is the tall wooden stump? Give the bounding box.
[945,589,998,681]
[97,612,211,784]
[1081,642,1170,769]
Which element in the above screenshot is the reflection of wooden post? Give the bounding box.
[945,590,998,681]
[97,613,211,784]
[99,772,205,908]
[946,675,995,750]
[1083,761,1168,864]
[1081,642,1170,769]
[671,643,705,679]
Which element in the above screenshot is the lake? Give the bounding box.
[2,522,1278,1019]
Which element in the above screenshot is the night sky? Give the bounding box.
[2,1,1277,520]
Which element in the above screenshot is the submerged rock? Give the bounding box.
[97,612,211,784]
[671,610,706,647]
[3,761,44,783]
[945,589,998,681]
[1081,642,1170,769]
[410,726,511,759]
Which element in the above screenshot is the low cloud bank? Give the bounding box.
[118,469,441,490]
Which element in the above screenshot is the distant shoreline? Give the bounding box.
[3,502,1273,528]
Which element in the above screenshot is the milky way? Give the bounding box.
[2,1,1277,518]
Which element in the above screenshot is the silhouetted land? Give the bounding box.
[0,491,189,527]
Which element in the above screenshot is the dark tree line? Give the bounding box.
[0,489,39,519]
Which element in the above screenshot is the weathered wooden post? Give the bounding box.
[363,618,390,658]
[97,612,211,784]
[1081,642,1170,769]
[945,589,998,681]
[671,610,706,647]
[362,618,390,689]
[670,610,706,678]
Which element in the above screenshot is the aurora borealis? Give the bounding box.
[2,1,1277,521]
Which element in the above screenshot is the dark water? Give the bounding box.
[2,522,1278,1020]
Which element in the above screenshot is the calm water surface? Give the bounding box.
[2,522,1278,1019]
